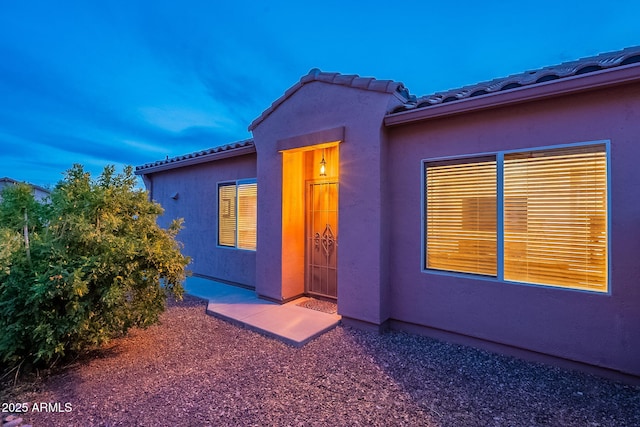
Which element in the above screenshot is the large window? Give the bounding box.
[218,179,257,250]
[424,143,608,292]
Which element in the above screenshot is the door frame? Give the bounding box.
[305,178,339,299]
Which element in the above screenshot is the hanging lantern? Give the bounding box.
[319,153,327,177]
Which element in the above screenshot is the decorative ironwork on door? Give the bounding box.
[307,182,338,299]
[314,223,335,256]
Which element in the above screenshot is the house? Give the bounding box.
[0,177,51,202]
[135,46,640,379]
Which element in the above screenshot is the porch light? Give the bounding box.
[319,155,327,177]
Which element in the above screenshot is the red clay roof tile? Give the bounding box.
[134,139,255,174]
[389,46,640,115]
[249,68,405,131]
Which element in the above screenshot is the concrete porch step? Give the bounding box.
[183,276,341,347]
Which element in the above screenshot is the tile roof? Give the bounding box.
[249,68,408,131]
[0,177,51,195]
[137,46,640,172]
[134,139,255,175]
[389,46,640,115]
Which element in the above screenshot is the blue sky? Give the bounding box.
[1,0,639,187]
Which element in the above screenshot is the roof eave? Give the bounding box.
[384,63,640,127]
[134,144,256,176]
[249,68,405,132]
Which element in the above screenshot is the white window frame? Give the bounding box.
[421,140,610,294]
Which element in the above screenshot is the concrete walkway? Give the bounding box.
[183,276,341,347]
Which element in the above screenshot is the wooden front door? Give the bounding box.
[306,181,338,299]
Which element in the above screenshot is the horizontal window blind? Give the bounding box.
[426,158,497,276]
[503,145,607,291]
[218,184,237,247]
[237,183,257,250]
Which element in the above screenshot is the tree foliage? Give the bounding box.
[0,165,190,370]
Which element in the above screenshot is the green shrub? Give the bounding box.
[0,165,190,370]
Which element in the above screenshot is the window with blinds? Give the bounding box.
[218,184,237,247]
[237,182,257,250]
[426,157,497,276]
[424,143,608,292]
[503,145,607,291]
[218,180,257,250]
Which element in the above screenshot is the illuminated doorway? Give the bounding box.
[281,142,339,301]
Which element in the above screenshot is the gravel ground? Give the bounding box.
[2,295,639,427]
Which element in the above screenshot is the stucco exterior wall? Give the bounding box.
[146,153,257,287]
[251,81,403,324]
[385,83,640,376]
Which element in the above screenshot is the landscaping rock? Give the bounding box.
[2,295,638,426]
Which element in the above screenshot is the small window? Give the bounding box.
[218,180,257,250]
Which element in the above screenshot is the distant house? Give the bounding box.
[136,46,640,379]
[0,177,51,202]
